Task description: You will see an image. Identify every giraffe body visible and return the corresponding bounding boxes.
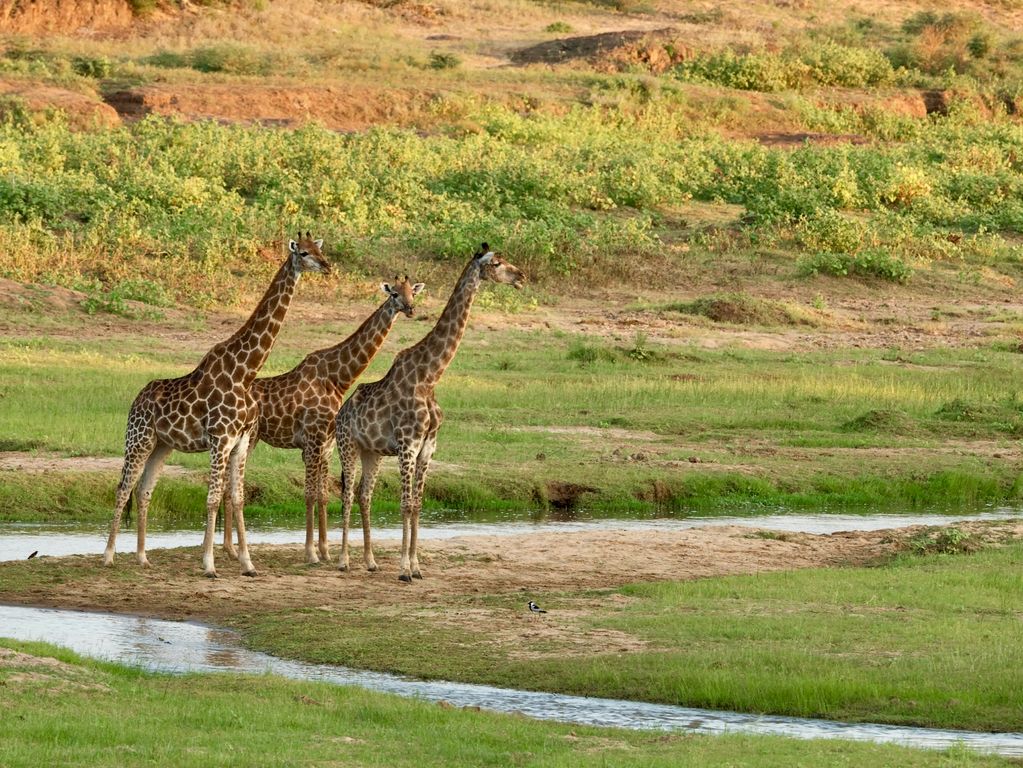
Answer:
[222,278,423,564]
[336,245,525,580]
[103,235,330,577]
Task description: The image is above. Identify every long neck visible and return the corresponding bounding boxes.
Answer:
[406,259,481,387]
[313,299,399,390]
[218,258,299,387]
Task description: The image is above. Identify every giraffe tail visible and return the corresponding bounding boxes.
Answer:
[123,491,134,527]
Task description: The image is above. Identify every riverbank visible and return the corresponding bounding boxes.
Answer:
[2,522,1021,732]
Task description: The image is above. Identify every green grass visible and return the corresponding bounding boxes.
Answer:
[2,328,1023,524]
[228,542,1023,732]
[1,641,1010,768]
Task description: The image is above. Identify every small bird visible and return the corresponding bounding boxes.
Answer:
[27,551,37,560]
[527,601,547,614]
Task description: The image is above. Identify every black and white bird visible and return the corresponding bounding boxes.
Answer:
[527,601,547,614]
[26,551,38,560]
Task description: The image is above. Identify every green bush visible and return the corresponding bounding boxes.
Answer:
[797,250,912,283]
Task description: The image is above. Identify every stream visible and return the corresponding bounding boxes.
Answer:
[1,604,1022,756]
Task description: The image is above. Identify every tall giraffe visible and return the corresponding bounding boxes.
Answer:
[222,276,425,565]
[103,233,331,578]
[335,244,525,581]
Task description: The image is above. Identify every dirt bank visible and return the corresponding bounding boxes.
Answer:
[3,522,1018,622]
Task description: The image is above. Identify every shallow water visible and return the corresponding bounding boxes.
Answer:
[1,604,1021,756]
[1,510,1019,563]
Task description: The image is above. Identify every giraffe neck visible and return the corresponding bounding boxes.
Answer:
[214,257,299,388]
[405,259,481,388]
[312,299,400,390]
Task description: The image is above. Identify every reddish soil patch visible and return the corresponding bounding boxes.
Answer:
[4,523,1019,623]
[0,80,120,129]
[103,84,440,131]
[0,0,132,34]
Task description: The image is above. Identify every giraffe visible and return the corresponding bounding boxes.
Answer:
[335,243,525,581]
[221,276,425,565]
[102,233,331,578]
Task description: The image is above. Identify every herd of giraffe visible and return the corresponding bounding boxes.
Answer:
[103,235,525,582]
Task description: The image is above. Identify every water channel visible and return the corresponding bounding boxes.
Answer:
[1,604,1021,756]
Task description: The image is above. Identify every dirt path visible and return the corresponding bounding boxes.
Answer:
[4,522,1018,623]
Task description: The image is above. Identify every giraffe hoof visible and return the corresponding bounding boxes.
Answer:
[203,571,219,579]
[242,570,257,578]
[338,564,349,572]
[398,573,412,583]
[366,564,378,573]
[412,570,423,580]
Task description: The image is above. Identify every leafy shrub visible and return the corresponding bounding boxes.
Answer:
[545,22,572,33]
[797,250,912,283]
[71,56,112,79]
[793,210,865,254]
[429,52,461,70]
[908,526,975,555]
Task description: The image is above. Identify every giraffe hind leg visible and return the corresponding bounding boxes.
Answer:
[134,443,172,567]
[104,429,155,566]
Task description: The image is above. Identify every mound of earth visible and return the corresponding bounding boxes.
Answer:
[0,0,133,34]
[0,80,120,129]
[103,84,439,131]
[511,28,684,72]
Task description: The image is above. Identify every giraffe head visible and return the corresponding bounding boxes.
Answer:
[381,275,425,317]
[475,242,525,289]
[288,231,332,275]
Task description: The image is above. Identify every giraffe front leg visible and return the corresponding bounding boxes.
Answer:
[201,442,231,578]
[397,447,419,583]
[409,437,436,580]
[337,437,358,573]
[316,445,333,563]
[222,496,237,560]
[302,446,320,565]
[229,433,257,576]
[358,452,382,572]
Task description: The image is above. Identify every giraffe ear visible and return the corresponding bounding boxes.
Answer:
[314,239,324,249]
[288,239,298,253]
[411,282,425,296]
[380,282,395,296]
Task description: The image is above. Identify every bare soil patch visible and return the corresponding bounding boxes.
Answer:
[5,523,1019,625]
[0,451,192,477]
[0,80,120,129]
[103,84,440,132]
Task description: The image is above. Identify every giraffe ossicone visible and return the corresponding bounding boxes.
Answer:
[103,232,331,578]
[336,242,525,581]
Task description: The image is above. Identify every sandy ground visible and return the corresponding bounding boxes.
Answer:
[3,522,1020,624]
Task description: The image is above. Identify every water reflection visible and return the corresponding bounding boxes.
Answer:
[1,604,1022,757]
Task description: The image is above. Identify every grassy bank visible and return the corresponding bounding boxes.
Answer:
[230,540,1023,733]
[2,323,1023,525]
[1,640,1010,768]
